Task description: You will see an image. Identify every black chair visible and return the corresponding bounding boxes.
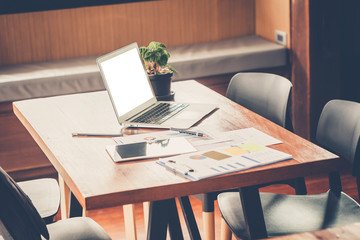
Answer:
[0,167,111,240]
[217,99,360,239]
[189,73,307,239]
[225,73,307,193]
[226,72,293,130]
[17,178,60,224]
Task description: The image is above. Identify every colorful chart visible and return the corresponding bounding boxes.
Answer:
[238,142,266,152]
[222,146,248,155]
[190,155,207,160]
[202,151,231,160]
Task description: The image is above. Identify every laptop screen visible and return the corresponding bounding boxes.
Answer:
[99,47,154,117]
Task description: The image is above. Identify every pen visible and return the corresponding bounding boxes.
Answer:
[170,128,204,137]
[72,133,123,138]
[165,160,194,175]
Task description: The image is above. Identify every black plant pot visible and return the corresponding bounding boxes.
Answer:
[148,72,174,101]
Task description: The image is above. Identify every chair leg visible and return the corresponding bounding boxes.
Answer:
[143,201,150,234]
[203,211,215,240]
[220,218,232,240]
[202,194,215,240]
[123,204,137,240]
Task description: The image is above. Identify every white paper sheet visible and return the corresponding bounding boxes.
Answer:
[157,142,292,181]
[220,127,282,146]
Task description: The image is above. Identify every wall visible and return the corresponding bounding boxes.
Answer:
[255,0,290,48]
[0,0,292,65]
[0,0,254,65]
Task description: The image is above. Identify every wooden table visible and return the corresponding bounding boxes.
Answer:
[13,80,340,239]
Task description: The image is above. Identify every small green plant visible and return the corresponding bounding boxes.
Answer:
[139,41,176,75]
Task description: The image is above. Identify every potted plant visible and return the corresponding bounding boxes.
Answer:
[139,41,176,100]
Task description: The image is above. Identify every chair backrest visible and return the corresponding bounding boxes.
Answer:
[0,167,49,240]
[316,100,360,173]
[226,72,292,129]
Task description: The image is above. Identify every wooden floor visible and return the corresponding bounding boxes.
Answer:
[85,75,360,240]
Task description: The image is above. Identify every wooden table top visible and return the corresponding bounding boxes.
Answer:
[13,80,340,210]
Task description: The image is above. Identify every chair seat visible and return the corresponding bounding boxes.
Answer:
[47,217,111,240]
[18,178,60,223]
[218,190,360,239]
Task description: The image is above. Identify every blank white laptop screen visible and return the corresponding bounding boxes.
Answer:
[99,48,153,117]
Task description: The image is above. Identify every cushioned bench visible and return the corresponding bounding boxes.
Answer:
[0,56,103,103]
[169,35,288,80]
[0,35,287,104]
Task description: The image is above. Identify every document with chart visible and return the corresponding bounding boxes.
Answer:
[157,142,292,181]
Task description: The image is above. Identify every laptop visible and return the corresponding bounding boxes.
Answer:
[96,43,217,129]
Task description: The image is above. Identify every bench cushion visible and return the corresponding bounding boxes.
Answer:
[168,35,287,80]
[0,56,102,103]
[0,35,287,103]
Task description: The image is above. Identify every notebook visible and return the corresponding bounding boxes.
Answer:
[96,42,217,129]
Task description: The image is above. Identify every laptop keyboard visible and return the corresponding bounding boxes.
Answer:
[129,103,189,124]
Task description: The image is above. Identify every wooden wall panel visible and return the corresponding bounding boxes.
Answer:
[217,0,254,40]
[0,0,254,65]
[255,0,290,48]
[291,0,310,140]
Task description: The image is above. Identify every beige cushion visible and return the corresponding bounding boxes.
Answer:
[169,35,287,80]
[0,55,103,103]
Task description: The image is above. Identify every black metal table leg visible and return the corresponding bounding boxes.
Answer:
[239,186,267,239]
[147,198,184,240]
[329,171,342,195]
[168,198,184,240]
[179,196,201,240]
[69,191,83,217]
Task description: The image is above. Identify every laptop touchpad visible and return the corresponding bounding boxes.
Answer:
[176,111,200,119]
